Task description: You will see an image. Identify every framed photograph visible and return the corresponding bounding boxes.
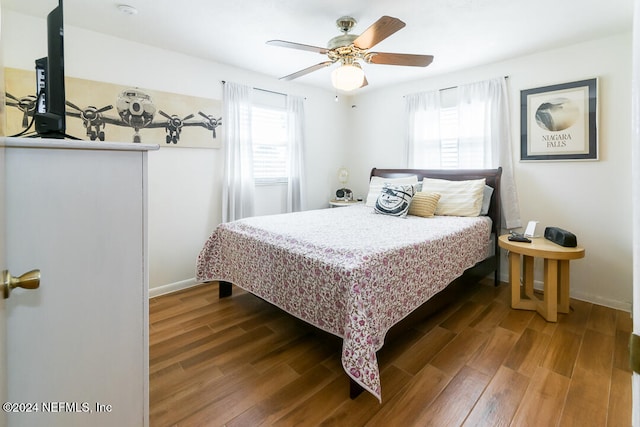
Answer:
[520,78,598,161]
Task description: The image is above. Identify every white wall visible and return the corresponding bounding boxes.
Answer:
[1,11,351,294]
[348,33,633,311]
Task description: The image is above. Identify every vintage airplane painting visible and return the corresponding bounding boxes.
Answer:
[4,68,222,148]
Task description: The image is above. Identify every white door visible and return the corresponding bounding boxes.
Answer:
[0,10,146,427]
[1,142,149,427]
[1,138,7,427]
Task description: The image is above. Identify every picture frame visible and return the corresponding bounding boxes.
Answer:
[520,78,598,161]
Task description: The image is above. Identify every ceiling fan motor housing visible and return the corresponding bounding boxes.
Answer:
[336,16,357,33]
[327,34,358,50]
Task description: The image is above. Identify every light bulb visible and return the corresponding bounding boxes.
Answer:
[331,63,365,91]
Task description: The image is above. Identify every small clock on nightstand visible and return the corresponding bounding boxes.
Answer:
[335,187,353,200]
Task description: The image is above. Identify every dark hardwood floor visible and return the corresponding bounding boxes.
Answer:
[149,279,632,426]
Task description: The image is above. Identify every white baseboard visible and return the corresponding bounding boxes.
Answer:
[149,277,200,298]
[498,272,631,313]
[564,288,631,313]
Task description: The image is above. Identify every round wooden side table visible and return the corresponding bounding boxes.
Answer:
[498,235,585,322]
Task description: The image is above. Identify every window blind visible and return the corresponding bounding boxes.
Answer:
[252,105,288,184]
[413,95,486,169]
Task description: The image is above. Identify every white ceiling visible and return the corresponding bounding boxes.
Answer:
[2,0,635,91]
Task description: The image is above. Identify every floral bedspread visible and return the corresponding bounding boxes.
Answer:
[196,205,491,401]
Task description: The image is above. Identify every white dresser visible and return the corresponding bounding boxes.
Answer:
[2,137,157,427]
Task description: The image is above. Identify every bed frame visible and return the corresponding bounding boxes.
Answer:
[218,167,503,399]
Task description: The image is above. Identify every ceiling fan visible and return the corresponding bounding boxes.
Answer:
[267,15,434,91]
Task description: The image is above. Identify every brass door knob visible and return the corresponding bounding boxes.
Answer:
[2,269,40,299]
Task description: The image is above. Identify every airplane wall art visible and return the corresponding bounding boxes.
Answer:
[4,67,223,148]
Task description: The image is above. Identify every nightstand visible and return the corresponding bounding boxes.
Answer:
[498,234,585,322]
[329,199,363,208]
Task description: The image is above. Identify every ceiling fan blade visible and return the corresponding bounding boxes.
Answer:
[267,40,328,54]
[368,52,434,67]
[353,16,406,50]
[280,61,334,81]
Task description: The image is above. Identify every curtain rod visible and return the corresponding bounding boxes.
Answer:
[402,75,510,98]
[438,75,510,92]
[221,80,292,98]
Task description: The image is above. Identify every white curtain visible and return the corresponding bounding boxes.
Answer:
[286,95,306,212]
[406,76,522,229]
[222,81,255,222]
[458,77,521,229]
[405,91,441,168]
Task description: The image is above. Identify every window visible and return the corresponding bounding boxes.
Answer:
[251,88,289,185]
[411,88,486,169]
[407,77,522,228]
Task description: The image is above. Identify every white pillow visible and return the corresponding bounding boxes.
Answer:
[365,175,418,207]
[421,178,486,217]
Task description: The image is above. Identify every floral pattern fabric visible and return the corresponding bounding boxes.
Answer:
[196,205,491,401]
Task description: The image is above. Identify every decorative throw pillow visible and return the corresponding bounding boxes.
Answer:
[408,192,441,217]
[365,175,418,207]
[374,183,416,217]
[421,178,486,217]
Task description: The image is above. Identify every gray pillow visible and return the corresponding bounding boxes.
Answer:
[481,185,494,216]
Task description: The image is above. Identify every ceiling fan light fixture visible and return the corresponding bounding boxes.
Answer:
[331,63,365,92]
[268,15,432,89]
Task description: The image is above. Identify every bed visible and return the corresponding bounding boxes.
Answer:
[196,167,502,401]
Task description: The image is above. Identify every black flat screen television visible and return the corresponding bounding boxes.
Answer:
[34,0,66,139]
